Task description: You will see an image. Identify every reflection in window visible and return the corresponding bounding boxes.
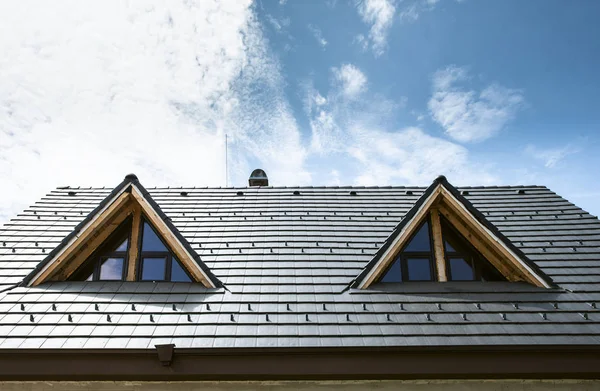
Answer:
[171,257,192,282]
[406,258,433,281]
[379,215,505,284]
[381,219,436,282]
[71,217,194,283]
[381,259,402,282]
[448,258,474,281]
[141,257,167,281]
[137,220,193,282]
[442,218,505,282]
[72,220,131,282]
[115,238,129,252]
[99,257,124,280]
[404,221,431,252]
[141,222,167,252]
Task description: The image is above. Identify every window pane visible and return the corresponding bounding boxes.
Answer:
[404,221,431,252]
[406,258,432,281]
[381,259,402,282]
[444,240,456,253]
[171,257,191,282]
[114,238,129,252]
[449,258,474,281]
[85,272,94,281]
[141,222,168,252]
[99,258,124,280]
[141,257,167,281]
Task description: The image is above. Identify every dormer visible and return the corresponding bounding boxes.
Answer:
[22,174,221,288]
[353,176,554,289]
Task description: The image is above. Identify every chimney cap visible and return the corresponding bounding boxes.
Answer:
[249,169,268,187]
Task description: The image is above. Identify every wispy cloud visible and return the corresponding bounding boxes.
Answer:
[265,14,290,33]
[304,63,497,185]
[428,65,525,143]
[355,0,462,55]
[398,0,445,22]
[525,143,582,168]
[307,24,328,48]
[332,64,368,99]
[356,0,396,56]
[0,1,309,223]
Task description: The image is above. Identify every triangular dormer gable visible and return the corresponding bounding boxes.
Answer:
[353,176,554,289]
[21,174,221,288]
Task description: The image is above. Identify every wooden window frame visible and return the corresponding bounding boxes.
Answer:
[71,216,193,283]
[71,219,132,282]
[359,184,551,288]
[401,254,436,282]
[380,218,437,282]
[135,218,193,283]
[27,183,217,288]
[95,256,127,281]
[442,217,505,282]
[138,254,170,282]
[378,209,507,284]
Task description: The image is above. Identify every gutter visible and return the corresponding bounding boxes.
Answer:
[0,345,599,380]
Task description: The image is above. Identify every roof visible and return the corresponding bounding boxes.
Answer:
[0,181,599,353]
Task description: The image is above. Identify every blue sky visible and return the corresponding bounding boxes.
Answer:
[0,0,599,222]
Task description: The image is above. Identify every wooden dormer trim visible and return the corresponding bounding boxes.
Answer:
[125,204,142,281]
[129,186,215,288]
[436,186,547,287]
[356,181,552,289]
[430,208,447,282]
[27,189,133,286]
[25,176,220,288]
[357,186,442,289]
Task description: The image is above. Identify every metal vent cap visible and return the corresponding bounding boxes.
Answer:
[249,169,268,187]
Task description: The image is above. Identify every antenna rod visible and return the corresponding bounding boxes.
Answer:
[225,134,228,187]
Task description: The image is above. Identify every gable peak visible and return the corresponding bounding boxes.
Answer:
[353,176,554,289]
[22,174,221,288]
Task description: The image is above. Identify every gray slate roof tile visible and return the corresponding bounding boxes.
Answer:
[0,185,599,348]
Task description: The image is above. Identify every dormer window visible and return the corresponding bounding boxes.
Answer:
[138,221,191,282]
[381,220,436,282]
[74,220,132,282]
[442,218,504,282]
[379,216,505,283]
[71,219,192,282]
[356,178,553,289]
[24,175,220,288]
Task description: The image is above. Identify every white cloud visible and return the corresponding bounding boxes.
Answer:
[305,64,368,153]
[329,169,342,186]
[314,93,327,106]
[525,144,581,168]
[428,65,525,143]
[349,127,495,185]
[332,64,368,99]
[304,64,497,185]
[265,14,290,32]
[0,1,309,223]
[356,0,465,53]
[356,0,396,56]
[307,25,328,48]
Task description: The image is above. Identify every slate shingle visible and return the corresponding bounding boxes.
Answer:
[0,185,599,348]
